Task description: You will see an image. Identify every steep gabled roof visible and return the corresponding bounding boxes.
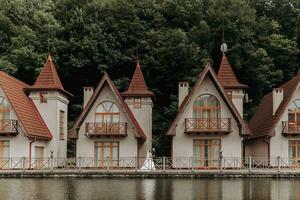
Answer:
[0,72,52,140]
[248,73,300,139]
[166,63,251,136]
[217,53,248,89]
[26,54,72,96]
[122,62,154,97]
[69,72,146,140]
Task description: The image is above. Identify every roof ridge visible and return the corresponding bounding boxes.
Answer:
[70,72,146,140]
[166,63,250,136]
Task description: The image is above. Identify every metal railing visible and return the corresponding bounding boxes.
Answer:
[0,119,18,134]
[0,156,299,172]
[185,118,231,133]
[282,121,300,135]
[85,122,127,137]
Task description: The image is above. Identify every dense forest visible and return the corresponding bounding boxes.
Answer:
[0,0,299,156]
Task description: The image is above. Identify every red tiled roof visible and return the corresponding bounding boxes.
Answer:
[26,54,72,96]
[69,72,146,140]
[122,62,154,97]
[217,53,248,89]
[248,73,300,139]
[0,72,52,140]
[166,63,251,136]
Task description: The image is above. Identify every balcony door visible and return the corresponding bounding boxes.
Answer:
[0,94,10,132]
[95,141,119,167]
[193,139,221,168]
[288,100,300,132]
[193,95,220,130]
[95,101,120,134]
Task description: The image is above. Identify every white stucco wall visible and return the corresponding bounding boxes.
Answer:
[124,97,152,157]
[76,83,141,161]
[231,89,245,117]
[172,76,243,167]
[269,86,300,159]
[30,91,68,158]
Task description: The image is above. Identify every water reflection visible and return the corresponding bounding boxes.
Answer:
[0,178,299,200]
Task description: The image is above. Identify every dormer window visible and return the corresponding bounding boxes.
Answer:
[39,92,47,103]
[133,97,141,108]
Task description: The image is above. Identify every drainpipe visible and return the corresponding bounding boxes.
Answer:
[263,136,270,165]
[28,138,36,169]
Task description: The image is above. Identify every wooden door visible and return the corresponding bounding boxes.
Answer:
[35,146,44,169]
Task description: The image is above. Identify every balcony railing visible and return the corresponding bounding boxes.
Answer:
[282,121,300,135]
[0,119,18,135]
[185,118,231,134]
[85,122,127,137]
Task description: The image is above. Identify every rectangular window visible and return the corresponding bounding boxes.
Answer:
[289,140,300,165]
[39,92,47,103]
[34,146,45,169]
[0,141,9,169]
[95,141,119,167]
[133,97,141,108]
[59,110,65,140]
[193,139,221,168]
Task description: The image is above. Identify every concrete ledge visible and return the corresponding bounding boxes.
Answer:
[1,170,300,178]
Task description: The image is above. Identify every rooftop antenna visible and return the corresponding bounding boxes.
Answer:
[136,42,140,63]
[220,19,227,53]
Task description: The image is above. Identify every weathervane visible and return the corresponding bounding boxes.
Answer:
[220,23,227,53]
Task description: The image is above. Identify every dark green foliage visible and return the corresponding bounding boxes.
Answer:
[0,0,299,156]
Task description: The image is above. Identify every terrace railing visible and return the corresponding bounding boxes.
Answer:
[282,121,300,135]
[0,119,18,135]
[0,156,299,172]
[185,118,231,134]
[85,122,127,137]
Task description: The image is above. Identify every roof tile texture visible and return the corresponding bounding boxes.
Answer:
[122,63,154,97]
[248,73,300,138]
[0,72,52,139]
[217,53,248,89]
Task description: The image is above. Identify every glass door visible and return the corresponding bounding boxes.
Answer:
[193,139,221,168]
[0,141,9,169]
[95,141,119,167]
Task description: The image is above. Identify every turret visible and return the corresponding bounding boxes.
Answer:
[217,44,248,118]
[26,54,71,158]
[122,62,154,156]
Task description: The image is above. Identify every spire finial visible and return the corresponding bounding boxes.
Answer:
[136,41,139,63]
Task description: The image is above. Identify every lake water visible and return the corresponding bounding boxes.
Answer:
[0,178,299,200]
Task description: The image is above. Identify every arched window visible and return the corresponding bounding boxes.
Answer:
[288,99,300,130]
[193,94,220,119]
[95,101,120,123]
[0,94,10,120]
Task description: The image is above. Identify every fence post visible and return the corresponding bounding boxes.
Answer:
[50,151,54,172]
[220,156,223,172]
[106,156,109,172]
[78,156,81,172]
[191,157,194,172]
[248,156,252,172]
[163,156,166,171]
[135,156,138,172]
[277,156,281,172]
[22,157,26,172]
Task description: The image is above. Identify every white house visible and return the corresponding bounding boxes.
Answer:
[166,52,250,168]
[245,70,300,165]
[69,62,154,167]
[0,54,70,168]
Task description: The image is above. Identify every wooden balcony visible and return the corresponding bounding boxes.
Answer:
[0,119,18,136]
[85,122,127,138]
[185,118,232,134]
[282,121,300,136]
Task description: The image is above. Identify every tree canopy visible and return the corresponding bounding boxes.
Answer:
[0,0,299,156]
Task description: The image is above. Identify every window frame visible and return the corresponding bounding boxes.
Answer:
[133,97,142,109]
[39,92,47,103]
[59,110,65,140]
